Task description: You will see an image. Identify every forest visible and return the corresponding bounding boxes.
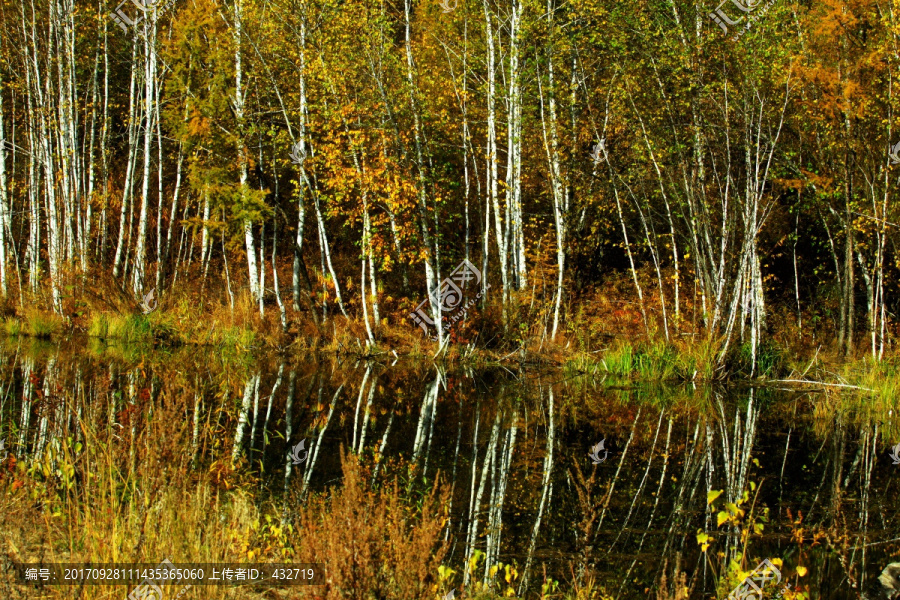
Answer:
[1,0,898,370]
[3,2,900,599]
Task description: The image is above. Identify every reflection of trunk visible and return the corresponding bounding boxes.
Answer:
[714,391,760,563]
[371,412,394,485]
[231,374,259,462]
[716,392,758,506]
[778,416,793,506]
[34,361,54,461]
[519,388,555,595]
[853,424,878,587]
[616,415,673,599]
[484,412,517,583]
[127,369,138,477]
[657,420,702,589]
[191,390,201,468]
[412,371,442,464]
[248,374,261,453]
[282,370,296,524]
[353,366,372,452]
[301,382,343,500]
[830,412,847,516]
[609,410,665,554]
[464,410,501,586]
[422,375,441,478]
[596,406,642,536]
[357,372,376,454]
[444,393,464,542]
[18,358,34,457]
[464,401,482,563]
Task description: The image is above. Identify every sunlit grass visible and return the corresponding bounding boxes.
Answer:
[1,317,21,337]
[23,309,63,338]
[566,339,720,382]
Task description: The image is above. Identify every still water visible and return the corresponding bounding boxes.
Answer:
[1,338,898,599]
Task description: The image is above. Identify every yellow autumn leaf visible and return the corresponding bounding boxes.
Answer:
[707,490,723,505]
[797,566,808,577]
[696,532,711,552]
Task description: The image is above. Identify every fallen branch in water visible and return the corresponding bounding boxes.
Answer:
[770,379,874,392]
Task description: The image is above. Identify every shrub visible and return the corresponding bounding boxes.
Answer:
[293,451,449,600]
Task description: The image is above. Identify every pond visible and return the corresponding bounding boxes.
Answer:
[1,338,898,599]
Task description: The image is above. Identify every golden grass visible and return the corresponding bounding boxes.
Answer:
[0,383,453,599]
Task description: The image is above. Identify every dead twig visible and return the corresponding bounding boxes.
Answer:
[770,379,874,392]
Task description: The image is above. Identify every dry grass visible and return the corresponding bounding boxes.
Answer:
[292,451,449,600]
[0,377,452,600]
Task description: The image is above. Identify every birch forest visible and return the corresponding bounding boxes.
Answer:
[2,0,900,365]
[6,1,900,597]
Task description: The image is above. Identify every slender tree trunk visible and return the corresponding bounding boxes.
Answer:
[538,29,567,341]
[505,0,525,290]
[114,41,139,280]
[0,27,9,296]
[133,14,157,294]
[483,0,507,308]
[403,0,443,346]
[232,0,260,303]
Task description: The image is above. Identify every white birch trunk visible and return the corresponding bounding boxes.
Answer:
[133,13,156,293]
